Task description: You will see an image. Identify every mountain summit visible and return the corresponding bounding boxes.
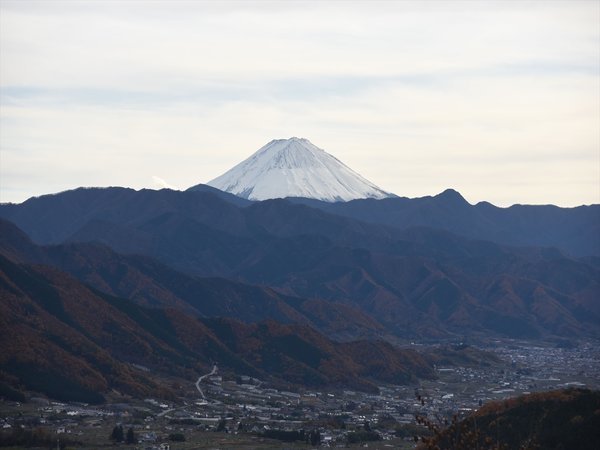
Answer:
[198,137,393,202]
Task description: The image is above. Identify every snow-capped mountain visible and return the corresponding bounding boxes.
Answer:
[199,137,393,202]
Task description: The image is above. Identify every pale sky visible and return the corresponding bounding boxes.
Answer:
[1,0,599,206]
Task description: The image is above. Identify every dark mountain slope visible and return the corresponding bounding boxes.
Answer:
[1,188,598,340]
[0,187,252,245]
[201,318,433,391]
[6,213,596,340]
[0,255,435,401]
[289,189,600,257]
[233,233,599,338]
[0,219,386,341]
[2,186,598,257]
[0,254,182,402]
[421,388,600,450]
[185,183,253,207]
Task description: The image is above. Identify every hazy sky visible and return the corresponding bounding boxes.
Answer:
[1,0,599,206]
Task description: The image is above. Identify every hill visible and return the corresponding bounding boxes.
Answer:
[419,388,600,450]
[0,254,434,402]
[0,219,387,341]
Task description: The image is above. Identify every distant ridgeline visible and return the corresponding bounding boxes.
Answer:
[0,186,598,341]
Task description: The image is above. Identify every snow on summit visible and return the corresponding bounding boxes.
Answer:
[201,138,393,202]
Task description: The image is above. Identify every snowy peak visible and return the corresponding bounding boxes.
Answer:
[257,138,330,170]
[199,138,393,202]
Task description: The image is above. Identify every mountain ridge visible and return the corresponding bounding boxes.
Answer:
[1,187,598,340]
[0,218,388,342]
[0,253,435,401]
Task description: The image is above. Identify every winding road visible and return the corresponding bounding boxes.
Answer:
[195,364,218,400]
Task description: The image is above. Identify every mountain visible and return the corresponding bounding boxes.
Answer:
[0,253,185,403]
[0,254,435,401]
[289,189,600,257]
[1,187,598,340]
[0,219,387,341]
[2,186,596,259]
[198,137,393,202]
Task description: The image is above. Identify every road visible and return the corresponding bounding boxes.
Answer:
[195,364,218,400]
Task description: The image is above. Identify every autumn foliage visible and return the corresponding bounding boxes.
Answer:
[416,388,600,450]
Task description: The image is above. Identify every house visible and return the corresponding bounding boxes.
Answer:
[140,431,157,442]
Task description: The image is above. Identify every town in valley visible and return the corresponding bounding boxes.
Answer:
[2,339,598,449]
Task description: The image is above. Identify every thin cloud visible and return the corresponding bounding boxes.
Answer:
[152,176,179,191]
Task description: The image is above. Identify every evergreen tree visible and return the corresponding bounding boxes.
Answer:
[110,425,124,442]
[126,427,136,444]
[216,418,227,432]
[309,429,321,446]
[168,433,186,442]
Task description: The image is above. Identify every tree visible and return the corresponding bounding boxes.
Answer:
[110,425,124,442]
[125,427,137,444]
[216,419,227,432]
[309,429,321,446]
[346,430,380,444]
[168,433,185,442]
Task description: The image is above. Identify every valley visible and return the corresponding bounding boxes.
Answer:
[1,339,598,448]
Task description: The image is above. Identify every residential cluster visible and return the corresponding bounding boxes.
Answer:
[1,340,598,448]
